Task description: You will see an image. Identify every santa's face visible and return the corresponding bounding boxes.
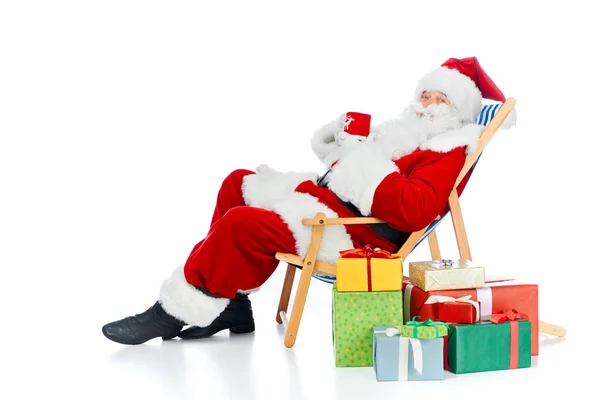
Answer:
[401,94,462,137]
[414,90,454,120]
[370,92,463,160]
[420,90,451,108]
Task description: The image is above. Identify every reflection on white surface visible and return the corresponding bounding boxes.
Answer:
[1,263,578,400]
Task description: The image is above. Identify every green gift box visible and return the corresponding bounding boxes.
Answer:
[332,283,403,367]
[445,310,532,374]
[401,316,448,339]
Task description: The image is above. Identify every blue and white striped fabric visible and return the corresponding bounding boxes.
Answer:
[311,271,337,284]
[303,104,501,285]
[478,103,502,126]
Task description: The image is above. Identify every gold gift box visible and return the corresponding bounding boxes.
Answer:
[336,257,403,292]
[409,259,485,291]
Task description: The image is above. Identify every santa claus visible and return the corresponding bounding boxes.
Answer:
[102,56,507,345]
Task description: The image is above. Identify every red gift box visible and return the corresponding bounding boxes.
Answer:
[439,301,480,324]
[423,294,481,324]
[403,279,539,356]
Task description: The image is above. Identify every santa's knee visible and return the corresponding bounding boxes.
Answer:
[220,206,262,227]
[223,168,254,188]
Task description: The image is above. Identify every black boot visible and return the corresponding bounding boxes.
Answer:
[102,301,185,345]
[178,293,255,339]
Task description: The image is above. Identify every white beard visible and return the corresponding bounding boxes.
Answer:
[369,101,464,160]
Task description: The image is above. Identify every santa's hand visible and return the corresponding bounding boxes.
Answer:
[317,114,347,144]
[331,113,347,130]
[338,137,364,158]
[322,131,365,167]
[311,113,347,165]
[334,130,364,147]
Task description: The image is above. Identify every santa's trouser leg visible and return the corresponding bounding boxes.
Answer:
[102,169,258,345]
[209,169,254,224]
[164,205,298,339]
[102,201,298,344]
[186,168,255,256]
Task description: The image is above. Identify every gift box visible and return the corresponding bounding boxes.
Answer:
[409,258,485,291]
[401,316,448,339]
[428,294,481,324]
[332,283,403,367]
[445,309,532,374]
[403,279,539,355]
[336,245,403,292]
[373,326,444,381]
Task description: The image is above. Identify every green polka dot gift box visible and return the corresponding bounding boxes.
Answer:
[332,283,403,367]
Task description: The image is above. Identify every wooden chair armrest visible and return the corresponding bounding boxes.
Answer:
[302,214,441,227]
[302,216,386,226]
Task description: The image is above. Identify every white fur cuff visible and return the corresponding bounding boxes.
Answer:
[159,265,230,327]
[311,114,346,164]
[326,144,399,216]
[241,167,319,209]
[265,192,354,265]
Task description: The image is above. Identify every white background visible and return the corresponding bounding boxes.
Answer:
[1,1,597,399]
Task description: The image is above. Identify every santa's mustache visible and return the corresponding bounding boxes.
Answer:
[405,101,453,120]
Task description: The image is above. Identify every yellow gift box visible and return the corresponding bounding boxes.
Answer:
[409,258,485,291]
[335,246,403,292]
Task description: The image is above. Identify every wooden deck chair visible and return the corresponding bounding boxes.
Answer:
[274,98,567,348]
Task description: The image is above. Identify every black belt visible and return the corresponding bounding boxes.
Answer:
[317,171,410,248]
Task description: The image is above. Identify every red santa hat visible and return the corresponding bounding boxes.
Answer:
[414,57,506,123]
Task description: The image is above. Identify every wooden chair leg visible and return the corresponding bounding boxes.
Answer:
[428,230,442,260]
[282,214,325,348]
[448,190,472,261]
[276,264,296,324]
[539,320,567,337]
[397,225,429,261]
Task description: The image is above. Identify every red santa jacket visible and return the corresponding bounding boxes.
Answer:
[241,123,482,265]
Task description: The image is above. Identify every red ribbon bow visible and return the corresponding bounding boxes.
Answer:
[490,308,529,324]
[339,245,399,291]
[339,245,399,260]
[490,308,529,369]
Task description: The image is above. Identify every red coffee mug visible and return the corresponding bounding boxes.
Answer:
[344,112,371,138]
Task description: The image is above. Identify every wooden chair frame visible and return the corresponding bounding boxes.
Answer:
[274,98,567,348]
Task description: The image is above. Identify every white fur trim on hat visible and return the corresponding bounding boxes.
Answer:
[415,67,482,123]
[159,265,230,327]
